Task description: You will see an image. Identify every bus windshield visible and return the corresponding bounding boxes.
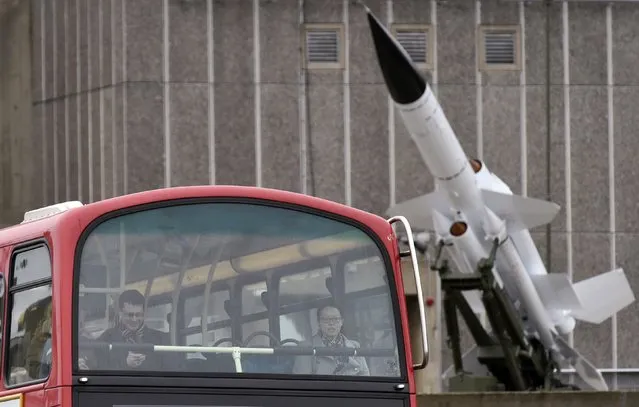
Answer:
[75,201,403,379]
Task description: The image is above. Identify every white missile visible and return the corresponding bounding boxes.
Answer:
[365,8,635,391]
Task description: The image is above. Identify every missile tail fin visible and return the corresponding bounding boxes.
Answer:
[385,190,450,231]
[385,189,560,233]
[570,267,635,324]
[530,273,583,311]
[530,268,634,325]
[552,332,609,391]
[480,189,561,232]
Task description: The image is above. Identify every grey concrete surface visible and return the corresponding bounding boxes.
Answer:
[0,0,33,224]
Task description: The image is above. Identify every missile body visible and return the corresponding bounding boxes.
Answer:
[367,12,486,225]
[366,6,635,391]
[366,9,558,351]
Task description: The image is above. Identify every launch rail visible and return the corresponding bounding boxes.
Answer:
[428,238,578,392]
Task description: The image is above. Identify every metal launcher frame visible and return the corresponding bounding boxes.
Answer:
[426,238,576,392]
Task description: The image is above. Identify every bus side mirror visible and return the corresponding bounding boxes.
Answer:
[0,273,5,298]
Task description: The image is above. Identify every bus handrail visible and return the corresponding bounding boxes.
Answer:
[79,342,398,357]
[78,342,398,374]
[387,216,429,371]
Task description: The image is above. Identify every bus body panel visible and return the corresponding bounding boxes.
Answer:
[44,386,62,407]
[0,186,418,406]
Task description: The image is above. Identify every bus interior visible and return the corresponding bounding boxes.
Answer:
[75,200,404,379]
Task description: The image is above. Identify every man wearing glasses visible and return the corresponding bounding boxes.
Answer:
[293,304,370,376]
[97,289,173,370]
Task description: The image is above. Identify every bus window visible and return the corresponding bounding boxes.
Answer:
[75,202,402,379]
[6,244,53,386]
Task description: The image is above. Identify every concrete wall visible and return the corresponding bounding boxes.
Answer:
[0,0,33,225]
[12,0,639,391]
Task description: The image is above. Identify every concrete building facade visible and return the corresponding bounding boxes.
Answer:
[2,0,639,390]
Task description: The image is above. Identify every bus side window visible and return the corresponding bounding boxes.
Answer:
[0,272,5,378]
[5,244,53,387]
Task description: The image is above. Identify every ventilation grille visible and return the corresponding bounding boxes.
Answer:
[484,31,516,65]
[395,30,428,64]
[306,29,340,64]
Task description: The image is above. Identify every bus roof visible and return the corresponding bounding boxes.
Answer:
[0,186,393,248]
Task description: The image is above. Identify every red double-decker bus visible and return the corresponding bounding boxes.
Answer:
[0,186,429,407]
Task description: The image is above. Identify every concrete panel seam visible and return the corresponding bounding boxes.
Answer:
[343,0,351,206]
[475,0,483,161]
[254,0,262,188]
[123,0,128,195]
[65,0,70,201]
[164,0,171,188]
[112,0,117,197]
[100,0,106,200]
[562,0,574,351]
[76,0,82,201]
[53,0,59,203]
[606,2,618,389]
[387,0,395,207]
[87,0,94,203]
[207,0,215,185]
[41,0,47,205]
[520,1,527,197]
[298,0,307,195]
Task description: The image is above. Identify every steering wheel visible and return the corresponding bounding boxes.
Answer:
[279,338,301,346]
[212,337,242,347]
[243,331,280,347]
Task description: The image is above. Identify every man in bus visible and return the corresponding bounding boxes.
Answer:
[97,289,179,370]
[292,304,370,376]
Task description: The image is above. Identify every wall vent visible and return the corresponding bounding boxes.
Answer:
[391,24,432,69]
[479,26,521,71]
[304,24,344,69]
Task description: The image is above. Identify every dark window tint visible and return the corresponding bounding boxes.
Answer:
[5,245,53,386]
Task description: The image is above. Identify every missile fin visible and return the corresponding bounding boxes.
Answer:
[552,332,609,391]
[529,273,583,312]
[570,267,635,324]
[480,189,561,232]
[385,190,450,231]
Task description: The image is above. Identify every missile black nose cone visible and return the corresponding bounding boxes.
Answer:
[366,11,426,105]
